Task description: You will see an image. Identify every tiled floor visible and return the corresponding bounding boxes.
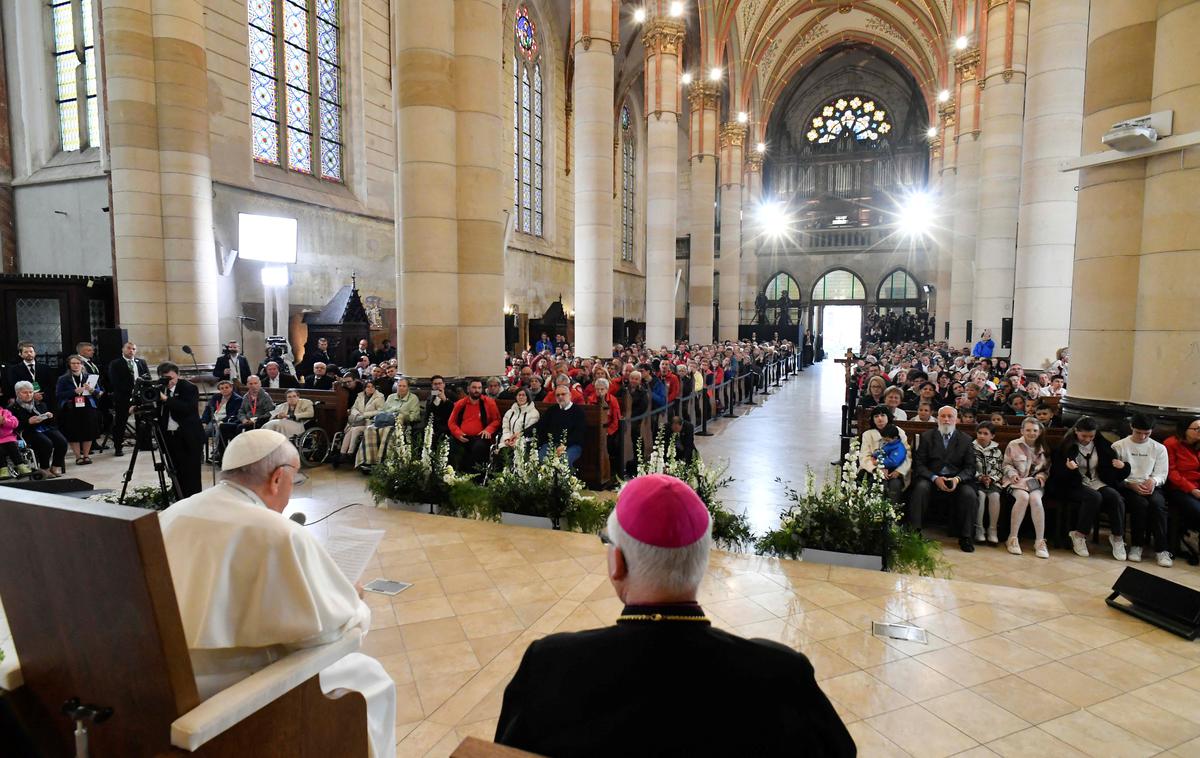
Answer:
[12,361,1200,757]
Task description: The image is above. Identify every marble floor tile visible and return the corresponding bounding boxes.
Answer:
[821,670,912,719]
[866,657,963,702]
[1038,710,1159,758]
[923,689,1029,743]
[866,704,978,758]
[1018,662,1121,708]
[969,674,1077,725]
[1087,692,1200,749]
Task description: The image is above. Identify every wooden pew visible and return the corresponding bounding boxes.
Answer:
[0,490,369,756]
[264,386,350,439]
[895,420,1068,451]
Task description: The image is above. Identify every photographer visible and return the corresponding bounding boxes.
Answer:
[157,362,205,498]
[258,338,297,377]
[213,341,252,385]
[106,341,150,457]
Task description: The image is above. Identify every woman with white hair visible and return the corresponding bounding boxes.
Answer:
[262,389,315,437]
[9,381,69,477]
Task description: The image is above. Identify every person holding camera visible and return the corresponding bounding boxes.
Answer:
[157,362,205,498]
[213,341,252,385]
[106,341,150,457]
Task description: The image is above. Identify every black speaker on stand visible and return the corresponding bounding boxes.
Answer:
[96,327,129,363]
[1001,317,1013,350]
[1107,567,1200,639]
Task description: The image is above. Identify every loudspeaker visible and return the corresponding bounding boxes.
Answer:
[1107,567,1200,639]
[944,321,950,340]
[965,319,973,344]
[1001,318,1013,349]
[96,327,129,364]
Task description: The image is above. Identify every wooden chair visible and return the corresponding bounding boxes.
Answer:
[0,489,369,757]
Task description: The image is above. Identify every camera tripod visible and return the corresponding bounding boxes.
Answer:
[117,411,182,507]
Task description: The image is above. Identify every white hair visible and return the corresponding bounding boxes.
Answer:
[13,381,33,393]
[606,507,712,597]
[221,440,299,487]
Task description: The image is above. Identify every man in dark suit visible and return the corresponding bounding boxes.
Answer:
[297,336,332,379]
[157,362,206,498]
[910,405,978,552]
[350,338,373,366]
[670,415,697,463]
[6,341,56,409]
[212,341,253,385]
[106,341,151,456]
[259,361,300,389]
[305,361,336,390]
[495,475,855,757]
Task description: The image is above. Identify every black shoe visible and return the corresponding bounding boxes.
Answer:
[959,538,975,553]
[113,447,124,457]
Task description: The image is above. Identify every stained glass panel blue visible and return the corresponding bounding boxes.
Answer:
[320,99,339,140]
[522,161,531,191]
[522,183,530,211]
[285,45,309,92]
[521,109,529,137]
[287,127,312,173]
[253,114,279,163]
[249,26,275,75]
[251,70,277,117]
[515,7,537,60]
[522,209,531,231]
[316,0,337,24]
[283,1,308,47]
[320,140,341,180]
[317,19,338,63]
[522,134,530,160]
[533,140,541,165]
[249,0,274,29]
[287,85,309,129]
[318,60,339,104]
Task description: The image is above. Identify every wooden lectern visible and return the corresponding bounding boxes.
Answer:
[0,489,368,757]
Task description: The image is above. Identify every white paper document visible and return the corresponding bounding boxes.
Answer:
[85,374,100,389]
[320,525,385,584]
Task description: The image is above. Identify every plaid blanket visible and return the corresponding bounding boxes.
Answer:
[356,424,394,467]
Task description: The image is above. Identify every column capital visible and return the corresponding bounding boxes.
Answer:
[642,18,685,56]
[954,48,981,82]
[719,122,746,148]
[744,154,763,173]
[929,136,943,160]
[687,82,721,111]
[938,100,957,130]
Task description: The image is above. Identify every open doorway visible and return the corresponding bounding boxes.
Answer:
[821,305,862,358]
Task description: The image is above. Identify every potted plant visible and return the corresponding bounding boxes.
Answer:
[624,428,754,550]
[485,435,588,529]
[366,424,463,513]
[755,439,948,576]
[90,486,174,511]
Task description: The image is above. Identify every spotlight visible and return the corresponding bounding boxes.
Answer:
[709,67,722,82]
[681,72,693,85]
[955,36,968,51]
[756,142,766,153]
[757,201,793,238]
[669,1,684,17]
[633,8,646,23]
[896,192,935,239]
[926,127,938,138]
[737,111,748,124]
[937,89,950,103]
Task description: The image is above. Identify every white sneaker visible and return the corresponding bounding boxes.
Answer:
[1157,551,1173,568]
[987,527,999,544]
[1035,539,1050,559]
[1007,537,1022,556]
[1109,535,1127,561]
[1128,546,1143,563]
[975,525,986,543]
[1068,531,1089,557]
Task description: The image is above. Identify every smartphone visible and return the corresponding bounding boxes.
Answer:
[363,579,412,596]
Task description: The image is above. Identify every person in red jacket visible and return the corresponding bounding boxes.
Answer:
[542,375,584,405]
[449,379,501,479]
[1165,416,1200,560]
[662,362,681,407]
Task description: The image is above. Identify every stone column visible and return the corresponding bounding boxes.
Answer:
[742,152,763,319]
[642,16,684,350]
[455,0,504,375]
[718,122,744,341]
[103,0,218,364]
[1066,1,1156,406]
[972,0,1030,349]
[394,0,458,376]
[687,82,719,343]
[1011,0,1088,368]
[1130,0,1200,409]
[949,47,981,345]
[571,0,617,358]
[0,12,14,273]
[932,99,957,336]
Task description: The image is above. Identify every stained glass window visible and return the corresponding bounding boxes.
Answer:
[812,270,866,301]
[51,0,98,152]
[620,104,631,132]
[512,9,543,237]
[621,125,635,262]
[248,0,342,181]
[878,270,919,300]
[805,95,891,145]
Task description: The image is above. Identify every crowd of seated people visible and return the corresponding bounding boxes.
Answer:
[847,340,1200,568]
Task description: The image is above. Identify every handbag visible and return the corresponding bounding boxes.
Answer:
[373,412,396,429]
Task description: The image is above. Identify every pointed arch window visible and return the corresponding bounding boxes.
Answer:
[512,6,543,237]
[51,0,97,152]
[806,95,891,145]
[621,104,635,262]
[248,0,342,181]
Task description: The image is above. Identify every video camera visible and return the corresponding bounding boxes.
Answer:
[133,375,170,414]
[265,335,289,361]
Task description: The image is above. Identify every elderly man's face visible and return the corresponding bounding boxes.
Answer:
[314,363,326,375]
[937,407,958,427]
[395,380,409,397]
[266,363,280,378]
[246,376,262,392]
[219,383,233,397]
[487,380,501,394]
[555,387,570,407]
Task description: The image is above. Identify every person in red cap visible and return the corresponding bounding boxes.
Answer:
[494,474,855,757]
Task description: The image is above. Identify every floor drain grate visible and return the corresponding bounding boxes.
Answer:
[871,621,928,644]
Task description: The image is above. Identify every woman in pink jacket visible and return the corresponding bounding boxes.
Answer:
[0,406,31,479]
[1004,417,1050,559]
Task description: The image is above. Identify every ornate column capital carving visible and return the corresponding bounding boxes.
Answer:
[939,100,957,130]
[744,154,763,173]
[642,19,685,56]
[929,136,943,159]
[954,48,981,82]
[687,82,721,111]
[719,122,747,148]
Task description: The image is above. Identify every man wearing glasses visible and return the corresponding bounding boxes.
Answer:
[159,429,395,758]
[495,474,854,756]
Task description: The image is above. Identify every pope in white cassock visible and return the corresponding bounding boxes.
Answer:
[158,429,396,758]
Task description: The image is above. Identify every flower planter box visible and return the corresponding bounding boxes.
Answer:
[500,511,559,530]
[386,500,439,515]
[801,547,884,571]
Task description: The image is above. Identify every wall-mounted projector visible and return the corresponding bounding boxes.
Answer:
[1102,111,1173,152]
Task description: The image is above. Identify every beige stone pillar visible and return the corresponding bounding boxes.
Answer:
[972,0,1029,344]
[1130,0,1200,409]
[394,0,458,376]
[949,48,981,345]
[572,0,617,358]
[455,0,504,375]
[687,82,719,343]
[1066,1,1156,404]
[103,0,219,364]
[718,122,744,342]
[1011,0,1088,368]
[932,99,957,336]
[642,17,684,350]
[742,152,763,318]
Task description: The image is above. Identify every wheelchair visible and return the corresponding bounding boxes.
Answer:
[2,436,42,480]
[291,402,330,468]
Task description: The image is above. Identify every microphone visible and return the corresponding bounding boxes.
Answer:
[289,512,307,525]
[238,315,258,322]
[180,345,200,373]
